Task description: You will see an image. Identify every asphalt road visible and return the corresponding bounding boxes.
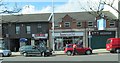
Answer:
[0,53,120,63]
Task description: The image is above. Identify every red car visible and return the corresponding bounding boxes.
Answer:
[106,38,120,53]
[64,44,92,56]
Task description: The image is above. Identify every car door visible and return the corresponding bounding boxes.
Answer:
[76,45,85,54]
[25,46,33,55]
[31,46,41,55]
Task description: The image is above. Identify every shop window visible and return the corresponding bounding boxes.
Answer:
[64,22,70,28]
[26,24,31,34]
[77,22,82,27]
[109,21,115,27]
[88,21,93,27]
[15,25,20,34]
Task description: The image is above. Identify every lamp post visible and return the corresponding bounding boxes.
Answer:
[88,31,91,48]
[52,0,55,52]
[0,15,3,41]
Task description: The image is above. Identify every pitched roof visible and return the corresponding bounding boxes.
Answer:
[2,13,51,23]
[1,11,117,23]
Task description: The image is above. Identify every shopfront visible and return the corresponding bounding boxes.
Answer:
[32,33,48,46]
[90,31,115,49]
[54,32,84,51]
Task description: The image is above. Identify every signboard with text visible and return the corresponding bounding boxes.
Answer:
[54,32,83,37]
[32,34,48,39]
[97,18,106,30]
[91,31,115,36]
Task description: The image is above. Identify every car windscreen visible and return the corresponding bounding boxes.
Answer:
[20,46,33,49]
[106,40,111,44]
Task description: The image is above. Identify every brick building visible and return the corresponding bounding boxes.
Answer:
[0,11,117,51]
[49,11,117,50]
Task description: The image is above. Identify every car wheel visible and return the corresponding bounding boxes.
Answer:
[23,53,27,57]
[115,49,120,53]
[7,53,11,57]
[0,53,3,57]
[85,50,92,55]
[110,51,114,53]
[50,52,52,55]
[66,51,72,56]
[42,52,46,57]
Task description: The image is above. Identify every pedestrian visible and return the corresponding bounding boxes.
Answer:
[72,43,77,56]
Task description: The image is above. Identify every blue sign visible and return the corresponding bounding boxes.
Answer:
[97,18,106,30]
[19,38,28,42]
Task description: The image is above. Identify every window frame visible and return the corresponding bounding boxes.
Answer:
[109,21,115,27]
[37,24,42,33]
[77,22,82,27]
[26,24,31,34]
[54,23,59,28]
[64,22,70,28]
[15,25,20,34]
[88,21,93,27]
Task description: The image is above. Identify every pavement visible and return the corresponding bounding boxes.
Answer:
[10,49,109,56]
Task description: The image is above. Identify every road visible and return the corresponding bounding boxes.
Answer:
[0,53,120,63]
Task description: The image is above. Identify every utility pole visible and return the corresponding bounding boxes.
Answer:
[0,15,3,51]
[52,0,55,52]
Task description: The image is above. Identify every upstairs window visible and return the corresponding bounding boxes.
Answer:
[77,22,82,27]
[37,24,42,33]
[54,23,59,28]
[26,24,31,34]
[64,22,70,27]
[15,25,20,34]
[54,25,59,28]
[109,21,115,27]
[88,21,93,27]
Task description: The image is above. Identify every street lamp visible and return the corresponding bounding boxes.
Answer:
[52,0,55,52]
[88,31,91,48]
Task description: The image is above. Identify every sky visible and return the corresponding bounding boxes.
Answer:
[0,0,118,17]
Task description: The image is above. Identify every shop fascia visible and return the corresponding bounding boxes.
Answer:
[32,34,48,39]
[54,32,84,37]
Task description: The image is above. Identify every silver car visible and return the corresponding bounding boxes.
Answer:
[0,49,12,57]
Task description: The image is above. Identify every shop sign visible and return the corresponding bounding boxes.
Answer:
[91,31,115,36]
[54,32,83,37]
[32,34,48,39]
[60,33,75,36]
[97,18,106,30]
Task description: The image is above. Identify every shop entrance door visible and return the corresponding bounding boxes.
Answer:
[63,37,73,47]
[10,39,20,52]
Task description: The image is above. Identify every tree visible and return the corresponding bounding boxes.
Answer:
[0,0,22,45]
[80,0,120,37]
[0,0,21,14]
[102,0,120,37]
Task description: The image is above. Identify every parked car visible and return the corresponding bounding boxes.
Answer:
[0,48,12,57]
[106,38,120,53]
[64,44,92,56]
[19,45,53,57]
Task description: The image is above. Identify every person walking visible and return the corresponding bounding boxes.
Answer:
[72,43,77,56]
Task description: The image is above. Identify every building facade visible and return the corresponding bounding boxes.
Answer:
[49,12,117,50]
[0,11,118,51]
[1,14,50,52]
